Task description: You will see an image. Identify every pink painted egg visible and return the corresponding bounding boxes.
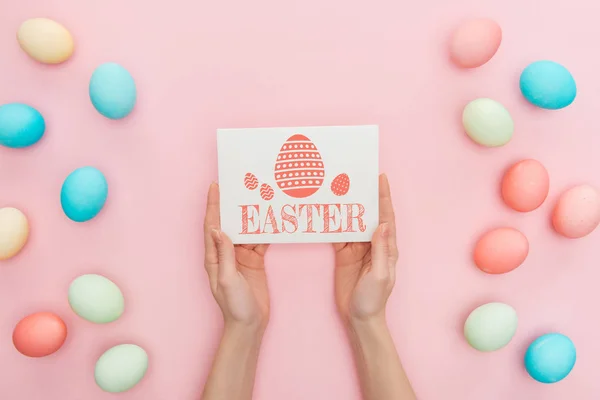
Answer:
[331,173,350,196]
[450,18,502,68]
[473,227,529,274]
[274,134,325,199]
[501,159,549,212]
[553,185,600,238]
[260,183,274,201]
[244,172,258,190]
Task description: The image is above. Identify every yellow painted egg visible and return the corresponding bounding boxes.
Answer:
[0,207,29,260]
[17,18,74,64]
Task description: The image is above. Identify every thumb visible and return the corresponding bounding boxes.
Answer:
[370,223,390,279]
[211,229,237,284]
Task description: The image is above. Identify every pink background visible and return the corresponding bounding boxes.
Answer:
[1,0,599,398]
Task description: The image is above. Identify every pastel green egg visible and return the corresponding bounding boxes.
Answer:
[464,302,518,352]
[95,344,148,393]
[68,274,124,324]
[463,98,514,147]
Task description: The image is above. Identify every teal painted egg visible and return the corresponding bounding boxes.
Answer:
[0,103,45,148]
[68,274,124,323]
[89,63,136,119]
[95,344,148,393]
[525,333,576,383]
[464,302,518,352]
[520,61,576,109]
[61,167,108,222]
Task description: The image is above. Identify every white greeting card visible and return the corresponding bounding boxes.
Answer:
[217,125,379,244]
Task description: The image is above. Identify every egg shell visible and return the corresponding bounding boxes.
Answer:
[274,134,325,198]
[525,333,576,383]
[69,274,125,324]
[463,98,514,147]
[552,185,600,238]
[0,103,45,148]
[450,18,502,68]
[13,312,67,357]
[520,61,576,109]
[464,302,518,352]
[61,166,108,222]
[501,159,549,212]
[244,173,258,190]
[95,344,149,393]
[473,227,528,274]
[331,173,350,196]
[0,207,29,261]
[260,183,274,201]
[89,63,137,119]
[17,18,74,64]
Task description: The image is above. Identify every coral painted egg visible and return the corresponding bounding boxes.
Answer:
[244,173,258,190]
[552,185,600,238]
[69,274,125,324]
[520,61,576,109]
[450,18,502,68]
[95,344,149,393]
[61,166,108,222]
[501,159,549,212]
[331,173,350,196]
[463,98,514,147]
[13,312,67,357]
[274,134,325,198]
[464,302,518,352]
[260,183,274,201]
[474,227,528,274]
[0,207,29,260]
[0,103,45,148]
[17,18,74,64]
[89,63,137,119]
[525,333,576,384]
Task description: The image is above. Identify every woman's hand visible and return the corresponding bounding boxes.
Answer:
[333,174,398,324]
[203,183,270,332]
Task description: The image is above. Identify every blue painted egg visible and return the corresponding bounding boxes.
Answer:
[525,333,576,383]
[61,167,108,222]
[520,61,576,109]
[89,63,136,119]
[0,103,45,148]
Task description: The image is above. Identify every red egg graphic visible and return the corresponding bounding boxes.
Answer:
[274,134,325,198]
[260,183,275,201]
[244,172,259,190]
[331,173,350,196]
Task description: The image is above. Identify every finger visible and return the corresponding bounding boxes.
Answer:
[204,183,220,268]
[212,229,238,285]
[378,174,398,258]
[370,223,390,279]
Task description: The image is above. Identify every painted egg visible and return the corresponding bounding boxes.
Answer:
[474,227,528,274]
[244,172,258,190]
[95,344,149,393]
[0,207,29,260]
[525,333,576,383]
[68,274,124,324]
[331,173,350,196]
[552,185,600,238]
[274,134,325,198]
[501,159,549,212]
[260,183,274,201]
[464,302,518,352]
[13,312,67,357]
[463,98,514,147]
[449,18,502,68]
[0,103,45,148]
[17,18,74,64]
[89,63,137,119]
[520,61,576,109]
[61,166,108,222]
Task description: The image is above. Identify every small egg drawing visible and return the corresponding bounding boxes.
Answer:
[525,333,576,384]
[260,183,274,201]
[552,185,600,238]
[520,61,576,110]
[473,227,528,274]
[501,159,549,212]
[68,274,125,324]
[274,134,325,198]
[244,173,259,190]
[0,103,45,148]
[13,312,67,357]
[61,166,108,222]
[464,302,518,352]
[95,344,149,393]
[0,207,29,261]
[449,18,502,68]
[463,98,514,147]
[331,173,350,196]
[17,18,74,64]
[89,63,137,119]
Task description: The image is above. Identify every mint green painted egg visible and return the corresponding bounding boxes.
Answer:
[464,302,518,352]
[68,274,124,324]
[463,98,514,147]
[95,344,148,393]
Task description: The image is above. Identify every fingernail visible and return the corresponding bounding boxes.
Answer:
[380,223,388,238]
[211,229,222,243]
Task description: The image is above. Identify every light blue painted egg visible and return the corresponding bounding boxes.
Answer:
[0,103,45,148]
[520,61,576,109]
[89,63,136,119]
[61,167,108,222]
[525,333,576,383]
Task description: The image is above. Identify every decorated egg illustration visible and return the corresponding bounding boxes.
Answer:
[244,173,258,190]
[331,173,350,196]
[274,134,325,198]
[260,183,274,201]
